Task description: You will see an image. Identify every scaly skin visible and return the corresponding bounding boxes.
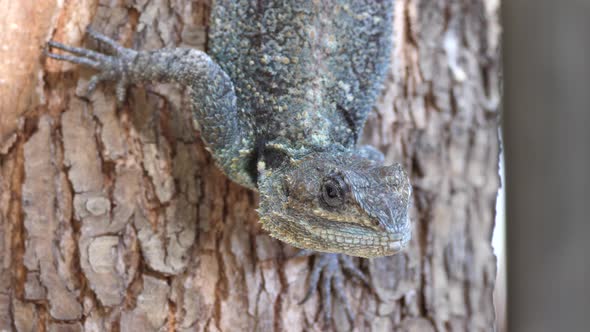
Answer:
[46,0,411,322]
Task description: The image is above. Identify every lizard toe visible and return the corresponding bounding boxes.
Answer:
[298,254,329,305]
[339,254,369,286]
[332,269,354,322]
[320,265,334,322]
[86,28,127,55]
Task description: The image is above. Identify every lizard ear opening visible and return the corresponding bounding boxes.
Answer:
[261,145,291,170]
[249,143,294,187]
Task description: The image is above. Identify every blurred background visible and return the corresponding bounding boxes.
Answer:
[503,1,590,331]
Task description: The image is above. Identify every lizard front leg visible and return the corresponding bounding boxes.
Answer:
[296,251,369,323]
[47,29,255,188]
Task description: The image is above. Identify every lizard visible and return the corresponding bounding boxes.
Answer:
[46,0,412,322]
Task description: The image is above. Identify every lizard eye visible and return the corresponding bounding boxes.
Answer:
[321,174,347,207]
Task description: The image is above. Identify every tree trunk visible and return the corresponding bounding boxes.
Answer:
[0,0,501,331]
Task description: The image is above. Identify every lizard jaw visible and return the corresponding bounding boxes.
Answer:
[310,219,410,251]
[260,212,411,258]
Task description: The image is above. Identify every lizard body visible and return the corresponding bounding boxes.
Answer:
[47,0,411,321]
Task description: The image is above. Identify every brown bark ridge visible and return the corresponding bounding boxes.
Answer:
[0,0,501,331]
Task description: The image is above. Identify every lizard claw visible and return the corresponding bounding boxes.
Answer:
[46,30,136,103]
[297,253,369,324]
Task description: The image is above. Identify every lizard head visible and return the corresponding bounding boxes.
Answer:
[257,150,411,258]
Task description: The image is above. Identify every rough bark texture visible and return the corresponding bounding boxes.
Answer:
[0,0,500,331]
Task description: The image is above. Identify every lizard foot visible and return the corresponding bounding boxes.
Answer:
[46,29,137,102]
[296,251,369,323]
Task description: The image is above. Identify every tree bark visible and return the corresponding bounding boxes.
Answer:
[0,0,501,331]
